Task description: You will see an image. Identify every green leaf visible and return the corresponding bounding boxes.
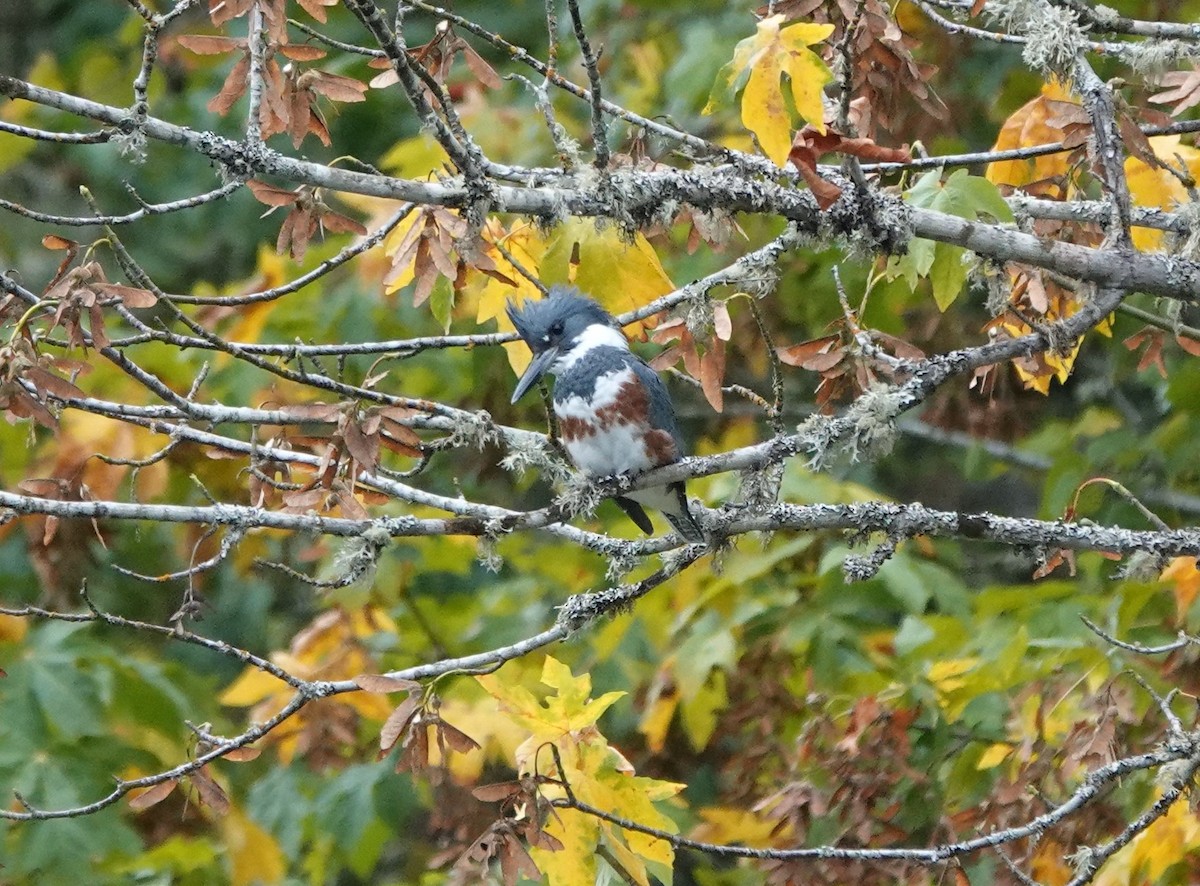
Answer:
[889,168,1014,308]
[929,243,970,311]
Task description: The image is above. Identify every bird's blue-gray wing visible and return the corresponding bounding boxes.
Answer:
[629,357,685,463]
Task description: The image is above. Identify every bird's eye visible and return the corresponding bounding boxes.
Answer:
[548,320,565,337]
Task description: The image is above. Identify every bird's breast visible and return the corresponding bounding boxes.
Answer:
[553,367,678,478]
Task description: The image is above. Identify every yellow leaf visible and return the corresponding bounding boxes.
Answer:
[221,806,286,886]
[706,15,833,165]
[1094,795,1200,885]
[976,742,1014,770]
[478,656,625,740]
[1030,839,1073,886]
[986,80,1078,189]
[470,220,546,376]
[637,687,679,754]
[601,830,651,886]
[927,657,979,688]
[692,806,793,849]
[531,806,598,886]
[1124,135,1200,252]
[219,667,288,707]
[679,669,726,752]
[539,218,674,324]
[0,614,28,643]
[378,132,449,178]
[427,694,525,782]
[778,21,835,133]
[1162,556,1200,623]
[743,44,792,164]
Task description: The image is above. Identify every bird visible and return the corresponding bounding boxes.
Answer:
[507,286,705,542]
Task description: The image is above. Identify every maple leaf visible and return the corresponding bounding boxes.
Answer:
[1124,135,1200,251]
[788,100,911,208]
[704,14,834,165]
[986,81,1085,195]
[219,608,397,765]
[889,169,1013,311]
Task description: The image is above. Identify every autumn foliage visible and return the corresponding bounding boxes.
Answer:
[4,0,1200,885]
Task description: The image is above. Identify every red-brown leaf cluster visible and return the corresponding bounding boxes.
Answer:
[177,34,367,148]
[247,180,367,261]
[777,321,923,412]
[368,21,502,98]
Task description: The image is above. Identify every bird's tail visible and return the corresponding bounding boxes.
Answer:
[629,482,704,542]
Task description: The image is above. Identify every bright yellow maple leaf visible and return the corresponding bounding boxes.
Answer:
[976,742,1014,770]
[705,14,834,165]
[479,658,683,886]
[1125,135,1200,252]
[538,218,673,326]
[478,655,625,745]
[692,806,794,849]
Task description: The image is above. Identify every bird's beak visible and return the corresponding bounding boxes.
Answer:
[511,347,558,403]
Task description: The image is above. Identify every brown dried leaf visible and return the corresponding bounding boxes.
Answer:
[380,695,422,752]
[309,71,368,103]
[295,0,337,21]
[288,81,311,148]
[1033,547,1076,580]
[342,419,379,474]
[699,338,726,413]
[41,234,77,251]
[713,301,732,341]
[472,781,524,803]
[395,721,429,772]
[247,179,298,208]
[128,779,179,811]
[188,766,230,814]
[208,54,251,116]
[221,746,262,762]
[176,34,245,55]
[461,42,502,90]
[319,209,367,236]
[1176,334,1200,357]
[1150,68,1200,117]
[209,0,253,27]
[1124,327,1167,378]
[278,44,328,62]
[335,488,369,520]
[438,720,482,754]
[354,674,421,694]
[499,833,541,885]
[776,335,840,367]
[93,282,157,308]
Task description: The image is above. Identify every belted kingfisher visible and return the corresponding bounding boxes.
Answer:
[508,286,704,542]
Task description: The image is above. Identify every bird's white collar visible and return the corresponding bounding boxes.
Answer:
[555,323,629,370]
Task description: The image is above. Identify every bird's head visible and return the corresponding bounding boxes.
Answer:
[507,286,626,403]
